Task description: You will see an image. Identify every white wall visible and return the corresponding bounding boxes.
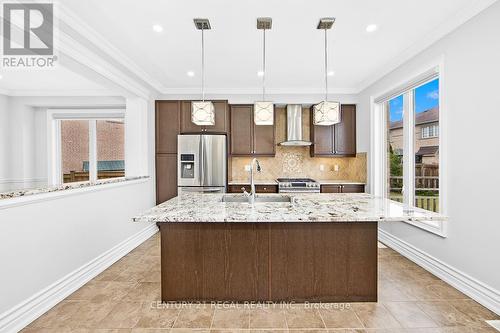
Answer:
[358,1,500,295]
[0,95,9,182]
[0,180,155,315]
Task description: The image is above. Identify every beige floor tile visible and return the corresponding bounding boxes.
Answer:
[28,300,81,329]
[211,307,250,329]
[173,305,214,328]
[134,302,180,328]
[416,301,473,327]
[318,306,364,329]
[426,282,469,300]
[352,303,401,329]
[284,306,325,329]
[123,282,161,302]
[384,302,438,328]
[67,300,115,329]
[98,302,143,329]
[249,307,287,329]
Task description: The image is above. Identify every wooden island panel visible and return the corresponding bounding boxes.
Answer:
[158,222,377,302]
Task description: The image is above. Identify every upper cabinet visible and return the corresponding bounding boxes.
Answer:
[156,101,180,154]
[230,104,275,156]
[180,100,229,134]
[310,104,357,157]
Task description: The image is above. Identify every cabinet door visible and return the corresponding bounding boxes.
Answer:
[334,105,356,156]
[230,105,253,155]
[156,101,180,154]
[204,100,229,133]
[180,101,204,133]
[341,184,365,193]
[254,123,275,156]
[310,107,334,156]
[321,185,342,193]
[156,154,178,204]
[256,185,278,193]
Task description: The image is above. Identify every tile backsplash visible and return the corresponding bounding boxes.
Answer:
[230,147,367,182]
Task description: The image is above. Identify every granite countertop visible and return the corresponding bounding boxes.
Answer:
[228,179,278,185]
[133,192,446,223]
[0,176,149,200]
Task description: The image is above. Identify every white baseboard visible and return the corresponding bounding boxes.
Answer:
[379,228,500,316]
[0,223,158,333]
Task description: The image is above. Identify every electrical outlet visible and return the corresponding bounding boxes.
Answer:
[244,165,251,172]
[334,165,340,172]
[319,164,325,171]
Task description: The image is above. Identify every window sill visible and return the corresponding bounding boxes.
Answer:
[403,215,448,237]
[0,176,150,210]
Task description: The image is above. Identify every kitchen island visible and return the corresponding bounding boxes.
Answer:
[133,192,445,303]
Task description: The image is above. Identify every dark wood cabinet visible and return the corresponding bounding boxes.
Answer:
[156,101,181,204]
[227,184,278,194]
[180,100,229,134]
[156,154,178,203]
[321,184,365,193]
[230,104,275,156]
[156,101,180,154]
[310,104,357,157]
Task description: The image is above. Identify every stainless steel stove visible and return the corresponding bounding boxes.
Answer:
[277,178,320,193]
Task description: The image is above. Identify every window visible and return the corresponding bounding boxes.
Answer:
[61,120,90,183]
[381,77,440,213]
[421,125,439,139]
[56,115,125,184]
[387,95,404,203]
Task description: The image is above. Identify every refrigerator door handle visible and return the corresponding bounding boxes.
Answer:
[199,136,204,185]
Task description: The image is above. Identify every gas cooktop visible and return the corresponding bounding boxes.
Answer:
[276,178,320,193]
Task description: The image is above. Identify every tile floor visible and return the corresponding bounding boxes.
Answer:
[23,233,499,333]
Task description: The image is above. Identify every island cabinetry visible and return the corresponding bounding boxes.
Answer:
[227,184,278,193]
[180,100,229,134]
[230,104,275,156]
[310,104,357,157]
[158,222,377,302]
[321,184,365,193]
[156,101,180,204]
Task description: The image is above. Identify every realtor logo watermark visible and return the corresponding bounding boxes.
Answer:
[1,2,58,69]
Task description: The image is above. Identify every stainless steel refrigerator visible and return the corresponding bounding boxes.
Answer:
[178,134,227,193]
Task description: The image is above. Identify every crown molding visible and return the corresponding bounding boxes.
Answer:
[355,0,499,93]
[0,89,121,97]
[161,87,359,95]
[56,5,167,94]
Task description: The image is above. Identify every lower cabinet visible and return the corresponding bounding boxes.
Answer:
[227,184,278,194]
[156,154,178,204]
[321,184,365,193]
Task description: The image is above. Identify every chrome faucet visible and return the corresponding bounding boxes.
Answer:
[242,158,261,204]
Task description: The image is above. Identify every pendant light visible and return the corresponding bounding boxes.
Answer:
[313,18,341,126]
[254,17,274,126]
[191,18,215,126]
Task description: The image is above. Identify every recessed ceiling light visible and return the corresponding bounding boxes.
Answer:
[0,74,3,79]
[327,71,335,76]
[366,24,378,33]
[152,24,163,33]
[187,71,195,77]
[257,70,264,77]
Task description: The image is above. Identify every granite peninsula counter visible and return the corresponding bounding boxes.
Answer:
[134,192,445,303]
[133,192,444,223]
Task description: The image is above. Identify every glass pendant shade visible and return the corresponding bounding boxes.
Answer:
[254,101,274,125]
[191,101,215,126]
[313,101,341,126]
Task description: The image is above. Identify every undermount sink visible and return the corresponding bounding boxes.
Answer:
[222,195,293,204]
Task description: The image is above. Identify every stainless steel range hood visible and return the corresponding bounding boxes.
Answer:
[279,105,312,146]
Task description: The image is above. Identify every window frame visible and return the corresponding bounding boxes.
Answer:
[370,60,447,237]
[47,109,125,186]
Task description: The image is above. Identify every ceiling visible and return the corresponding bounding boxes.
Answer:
[60,0,490,94]
[0,65,112,96]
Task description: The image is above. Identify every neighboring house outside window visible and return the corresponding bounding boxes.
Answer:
[389,107,439,165]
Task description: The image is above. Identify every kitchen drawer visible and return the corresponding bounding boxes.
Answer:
[227,184,278,194]
[320,184,365,193]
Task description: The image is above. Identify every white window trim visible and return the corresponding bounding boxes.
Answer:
[370,57,448,237]
[47,109,125,186]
